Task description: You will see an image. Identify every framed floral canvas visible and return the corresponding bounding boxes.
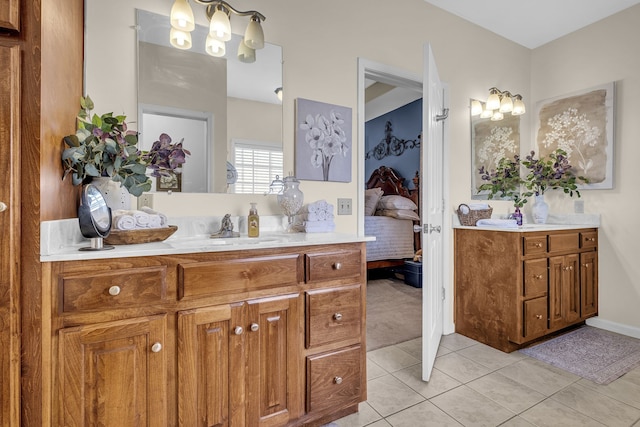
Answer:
[295,98,352,182]
[534,82,615,189]
[470,103,521,199]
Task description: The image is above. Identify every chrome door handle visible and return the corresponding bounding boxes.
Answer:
[429,224,441,233]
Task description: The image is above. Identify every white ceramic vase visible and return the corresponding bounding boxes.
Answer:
[92,177,131,211]
[531,194,549,224]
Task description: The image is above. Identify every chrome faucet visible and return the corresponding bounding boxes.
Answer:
[211,214,239,238]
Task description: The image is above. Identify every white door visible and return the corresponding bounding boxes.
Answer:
[422,44,447,381]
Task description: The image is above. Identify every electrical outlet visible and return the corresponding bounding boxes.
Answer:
[137,193,154,209]
[574,199,584,214]
[337,198,352,215]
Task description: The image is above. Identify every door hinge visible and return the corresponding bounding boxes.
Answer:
[442,287,446,301]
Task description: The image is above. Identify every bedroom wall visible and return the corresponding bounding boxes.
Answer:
[365,99,422,190]
[530,4,640,332]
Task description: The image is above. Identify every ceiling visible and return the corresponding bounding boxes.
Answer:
[423,0,640,49]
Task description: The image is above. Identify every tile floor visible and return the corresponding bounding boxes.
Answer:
[332,333,640,427]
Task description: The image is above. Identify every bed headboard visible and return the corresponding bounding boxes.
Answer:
[366,166,419,207]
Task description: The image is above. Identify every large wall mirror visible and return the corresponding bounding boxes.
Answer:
[84,1,283,195]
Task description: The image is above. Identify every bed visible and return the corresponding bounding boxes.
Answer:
[365,166,420,269]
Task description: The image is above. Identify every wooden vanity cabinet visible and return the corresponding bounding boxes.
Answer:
[454,228,598,352]
[0,0,19,31]
[46,242,367,427]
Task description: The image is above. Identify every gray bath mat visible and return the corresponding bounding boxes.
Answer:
[519,326,640,384]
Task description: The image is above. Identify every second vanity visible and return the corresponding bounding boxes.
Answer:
[454,221,599,353]
[41,220,369,427]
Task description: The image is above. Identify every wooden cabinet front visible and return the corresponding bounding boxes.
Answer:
[0,0,19,31]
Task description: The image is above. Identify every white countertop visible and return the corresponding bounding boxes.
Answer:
[41,216,373,262]
[452,213,600,232]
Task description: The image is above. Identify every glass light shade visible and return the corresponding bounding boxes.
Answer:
[170,28,192,50]
[244,16,264,49]
[480,107,493,119]
[491,111,504,121]
[486,92,501,110]
[237,41,256,63]
[470,100,483,116]
[275,87,283,101]
[205,35,226,57]
[512,98,526,115]
[499,96,513,113]
[170,0,195,31]
[209,8,232,41]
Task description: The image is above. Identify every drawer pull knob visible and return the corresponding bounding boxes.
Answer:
[234,326,244,335]
[583,263,590,268]
[333,262,342,270]
[534,274,543,280]
[534,243,542,248]
[0,201,7,212]
[535,314,543,320]
[333,376,343,385]
[250,323,259,332]
[108,286,121,296]
[333,313,343,321]
[151,342,162,353]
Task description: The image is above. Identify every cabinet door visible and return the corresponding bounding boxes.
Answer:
[178,304,239,427]
[581,252,598,318]
[0,45,20,427]
[0,0,19,31]
[549,255,580,330]
[246,294,303,427]
[58,315,167,427]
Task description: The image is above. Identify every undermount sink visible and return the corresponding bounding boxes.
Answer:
[169,236,284,249]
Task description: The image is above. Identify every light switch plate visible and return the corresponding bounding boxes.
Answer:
[574,200,584,213]
[337,198,352,215]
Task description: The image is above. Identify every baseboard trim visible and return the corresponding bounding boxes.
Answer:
[586,317,640,340]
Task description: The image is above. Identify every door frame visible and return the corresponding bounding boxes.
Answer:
[356,57,454,337]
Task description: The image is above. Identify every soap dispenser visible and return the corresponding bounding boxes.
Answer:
[248,203,259,237]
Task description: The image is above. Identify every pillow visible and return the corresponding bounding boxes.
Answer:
[376,209,421,221]
[364,187,384,216]
[377,195,418,211]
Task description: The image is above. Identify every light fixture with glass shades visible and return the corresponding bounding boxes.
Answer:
[169,0,266,62]
[274,87,283,101]
[471,87,526,121]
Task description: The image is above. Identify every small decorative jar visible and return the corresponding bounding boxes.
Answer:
[277,175,304,231]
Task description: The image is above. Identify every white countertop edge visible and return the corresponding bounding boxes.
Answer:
[451,213,600,232]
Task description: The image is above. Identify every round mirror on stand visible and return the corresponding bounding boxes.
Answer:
[78,183,115,251]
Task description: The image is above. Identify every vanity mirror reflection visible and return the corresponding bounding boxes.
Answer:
[84,0,283,195]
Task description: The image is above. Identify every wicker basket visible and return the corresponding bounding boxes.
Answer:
[456,204,493,226]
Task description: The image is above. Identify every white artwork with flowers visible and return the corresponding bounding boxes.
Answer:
[295,98,352,182]
[534,82,615,189]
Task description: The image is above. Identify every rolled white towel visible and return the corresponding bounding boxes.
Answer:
[113,214,136,230]
[147,214,162,229]
[140,206,168,227]
[133,211,151,228]
[476,219,518,228]
[469,203,490,210]
[304,220,336,233]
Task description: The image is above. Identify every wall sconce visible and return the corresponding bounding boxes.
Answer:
[169,0,266,61]
[274,87,283,101]
[471,87,526,121]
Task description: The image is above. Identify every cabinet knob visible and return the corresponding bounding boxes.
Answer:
[108,286,121,296]
[234,326,244,335]
[535,314,543,320]
[583,263,590,268]
[250,323,259,332]
[0,201,7,212]
[333,376,343,385]
[333,262,342,270]
[534,274,543,280]
[151,342,162,353]
[333,313,343,321]
[534,243,542,248]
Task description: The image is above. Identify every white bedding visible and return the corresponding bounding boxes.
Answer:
[365,216,415,262]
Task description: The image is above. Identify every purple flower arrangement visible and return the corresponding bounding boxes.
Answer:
[142,133,191,178]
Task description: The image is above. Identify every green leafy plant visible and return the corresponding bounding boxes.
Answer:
[522,149,589,197]
[478,154,530,208]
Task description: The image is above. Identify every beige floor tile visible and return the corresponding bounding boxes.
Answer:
[497,358,579,396]
[433,352,492,383]
[396,338,422,360]
[392,364,461,399]
[437,344,453,358]
[467,372,546,413]
[367,374,425,417]
[385,400,461,426]
[367,346,420,373]
[457,343,525,371]
[440,333,477,351]
[551,383,640,427]
[520,399,606,427]
[577,376,640,409]
[368,358,389,380]
[334,402,382,427]
[367,420,392,427]
[430,385,515,426]
[499,416,536,426]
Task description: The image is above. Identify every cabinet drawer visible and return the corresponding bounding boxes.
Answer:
[307,346,362,413]
[306,285,361,348]
[59,266,167,314]
[548,233,579,253]
[580,231,597,249]
[305,249,362,283]
[179,254,301,299]
[523,296,548,340]
[523,259,547,297]
[523,236,547,256]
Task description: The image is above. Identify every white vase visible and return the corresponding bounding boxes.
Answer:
[531,194,549,224]
[92,177,131,211]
